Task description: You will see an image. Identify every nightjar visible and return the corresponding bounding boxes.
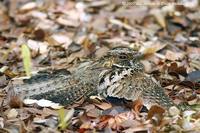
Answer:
[9,47,176,109]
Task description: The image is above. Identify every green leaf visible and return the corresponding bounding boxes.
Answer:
[58,108,74,130]
[21,44,31,77]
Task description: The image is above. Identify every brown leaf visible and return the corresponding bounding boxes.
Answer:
[172,16,191,28]
[165,50,185,61]
[86,108,100,118]
[56,16,80,27]
[150,8,166,28]
[179,80,195,89]
[0,14,11,32]
[147,105,165,119]
[97,115,113,130]
[94,102,112,110]
[33,29,45,40]
[147,105,165,126]
[114,111,136,126]
[132,99,144,114]
[168,62,187,77]
[140,41,167,55]
[187,46,200,54]
[113,7,148,23]
[9,96,23,108]
[82,37,96,55]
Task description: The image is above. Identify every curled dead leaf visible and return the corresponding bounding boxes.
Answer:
[147,105,165,126]
[132,99,144,114]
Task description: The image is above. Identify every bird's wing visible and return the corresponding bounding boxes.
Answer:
[105,72,175,108]
[105,72,146,101]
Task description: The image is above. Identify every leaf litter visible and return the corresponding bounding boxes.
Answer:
[0,0,200,132]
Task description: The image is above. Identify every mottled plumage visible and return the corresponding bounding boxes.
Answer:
[9,47,176,109]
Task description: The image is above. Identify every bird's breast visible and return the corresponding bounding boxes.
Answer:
[97,68,134,96]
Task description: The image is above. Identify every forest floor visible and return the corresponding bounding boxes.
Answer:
[0,0,200,132]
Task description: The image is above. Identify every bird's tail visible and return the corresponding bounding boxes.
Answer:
[7,69,97,106]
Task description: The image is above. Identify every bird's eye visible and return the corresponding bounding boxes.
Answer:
[119,55,127,59]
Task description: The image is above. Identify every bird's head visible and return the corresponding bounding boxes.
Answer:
[101,47,144,71]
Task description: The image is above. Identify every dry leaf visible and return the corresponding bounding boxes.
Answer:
[27,40,48,54]
[109,18,133,30]
[139,41,167,55]
[56,16,80,27]
[94,102,112,110]
[150,8,166,28]
[9,96,23,108]
[19,2,37,12]
[165,50,185,61]
[7,109,18,119]
[147,105,165,126]
[147,105,165,120]
[169,106,180,116]
[132,99,144,114]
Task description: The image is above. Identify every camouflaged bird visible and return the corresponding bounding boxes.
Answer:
[9,47,177,109]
